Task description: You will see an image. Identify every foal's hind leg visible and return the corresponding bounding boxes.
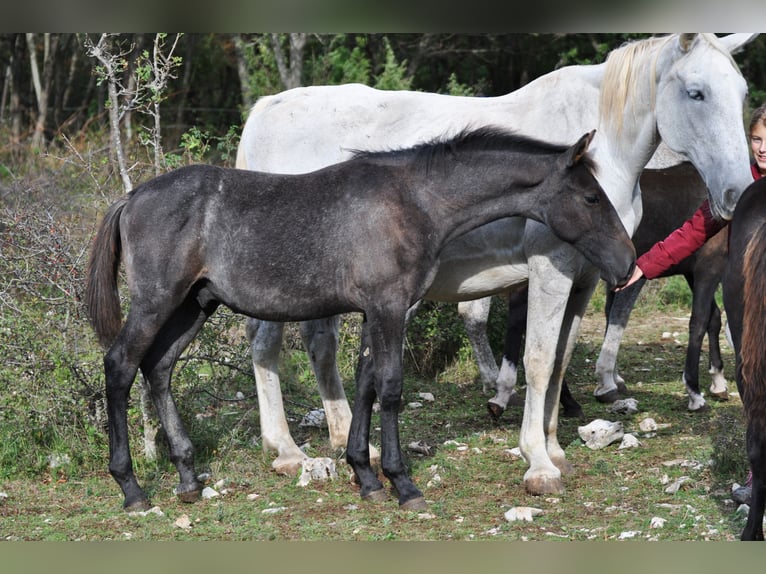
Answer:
[140,292,219,503]
[104,305,178,510]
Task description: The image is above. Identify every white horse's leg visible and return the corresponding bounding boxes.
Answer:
[545,277,599,471]
[458,297,499,393]
[247,318,307,475]
[299,318,381,466]
[299,317,349,449]
[519,251,576,495]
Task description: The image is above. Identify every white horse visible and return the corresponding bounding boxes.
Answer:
[237,34,755,495]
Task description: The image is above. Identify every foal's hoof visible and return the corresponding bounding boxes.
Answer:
[124,498,152,512]
[362,488,389,503]
[710,390,729,401]
[595,389,622,404]
[400,496,427,511]
[487,402,505,421]
[175,483,203,503]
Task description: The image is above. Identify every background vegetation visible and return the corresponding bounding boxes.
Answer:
[0,33,760,540]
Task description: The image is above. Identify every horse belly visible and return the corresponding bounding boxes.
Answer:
[426,262,529,302]
[425,218,528,302]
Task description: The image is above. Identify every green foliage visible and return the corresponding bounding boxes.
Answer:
[373,38,412,91]
[444,73,475,97]
[239,35,283,103]
[317,34,372,85]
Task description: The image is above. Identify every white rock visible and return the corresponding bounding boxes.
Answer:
[128,506,164,518]
[650,516,666,529]
[609,398,639,415]
[504,506,543,522]
[201,487,220,499]
[619,531,640,539]
[618,434,641,449]
[664,476,691,494]
[578,419,624,450]
[297,457,338,487]
[174,514,192,529]
[262,506,287,515]
[407,402,423,409]
[639,418,658,432]
[418,392,435,402]
[299,408,326,428]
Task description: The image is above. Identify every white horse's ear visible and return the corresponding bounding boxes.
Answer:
[679,33,698,52]
[718,33,759,55]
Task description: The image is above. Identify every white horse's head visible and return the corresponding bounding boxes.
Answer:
[654,33,755,220]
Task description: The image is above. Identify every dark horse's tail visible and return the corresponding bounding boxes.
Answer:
[85,198,128,348]
[741,220,766,426]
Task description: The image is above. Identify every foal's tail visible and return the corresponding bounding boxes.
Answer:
[741,220,766,423]
[85,198,128,348]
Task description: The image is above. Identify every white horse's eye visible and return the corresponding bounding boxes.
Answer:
[687,89,704,101]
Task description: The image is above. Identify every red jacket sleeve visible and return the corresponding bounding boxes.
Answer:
[636,199,728,279]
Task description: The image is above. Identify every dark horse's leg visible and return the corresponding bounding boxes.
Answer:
[346,310,425,509]
[104,305,176,510]
[682,273,727,411]
[593,278,644,402]
[139,289,219,503]
[488,286,584,420]
[706,300,728,396]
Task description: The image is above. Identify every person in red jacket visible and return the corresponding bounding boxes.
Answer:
[620,103,766,288]
[617,103,766,507]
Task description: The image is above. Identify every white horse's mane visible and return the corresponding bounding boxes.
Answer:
[599,34,737,135]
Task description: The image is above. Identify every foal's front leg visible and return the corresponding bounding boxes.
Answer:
[346,313,425,509]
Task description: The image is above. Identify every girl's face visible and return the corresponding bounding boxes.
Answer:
[751,122,766,175]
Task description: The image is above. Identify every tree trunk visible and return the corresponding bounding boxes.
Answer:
[232,33,253,111]
[270,32,306,90]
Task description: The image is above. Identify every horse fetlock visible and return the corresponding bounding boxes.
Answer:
[551,455,574,475]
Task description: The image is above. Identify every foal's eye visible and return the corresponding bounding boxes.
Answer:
[687,89,704,101]
[585,194,599,205]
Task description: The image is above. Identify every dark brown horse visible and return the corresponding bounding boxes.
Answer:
[488,162,729,418]
[723,176,766,541]
[85,128,635,511]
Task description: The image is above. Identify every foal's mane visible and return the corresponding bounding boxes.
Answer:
[599,34,736,135]
[351,126,593,173]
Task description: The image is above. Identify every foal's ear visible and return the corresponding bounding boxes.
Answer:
[565,130,596,167]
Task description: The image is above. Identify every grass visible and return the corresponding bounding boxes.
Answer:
[0,284,753,540]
